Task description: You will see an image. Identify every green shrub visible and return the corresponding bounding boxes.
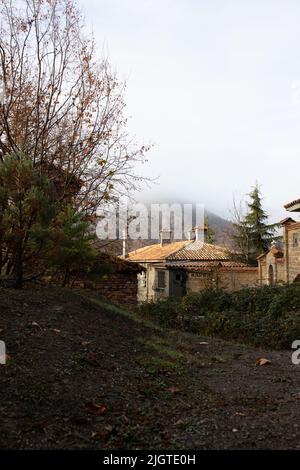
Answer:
[137,285,300,350]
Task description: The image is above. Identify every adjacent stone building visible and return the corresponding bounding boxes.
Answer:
[127,229,258,303]
[258,198,300,285]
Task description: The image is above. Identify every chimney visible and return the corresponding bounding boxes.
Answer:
[188,229,196,241]
[194,225,208,242]
[160,229,172,247]
[122,228,128,258]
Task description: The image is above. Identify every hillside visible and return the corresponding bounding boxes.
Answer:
[97,208,234,257]
[1,288,300,449]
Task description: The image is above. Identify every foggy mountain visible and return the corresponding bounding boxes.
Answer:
[96,205,234,257]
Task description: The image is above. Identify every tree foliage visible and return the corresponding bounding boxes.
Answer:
[232,184,277,265]
[46,206,97,287]
[205,215,215,244]
[0,151,57,287]
[0,0,150,287]
[0,0,149,214]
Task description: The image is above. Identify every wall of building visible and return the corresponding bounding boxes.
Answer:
[217,269,258,291]
[137,263,170,303]
[186,268,258,293]
[258,253,286,286]
[139,265,258,303]
[276,261,286,284]
[186,271,215,293]
[286,223,300,283]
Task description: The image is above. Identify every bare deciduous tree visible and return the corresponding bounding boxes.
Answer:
[0,0,149,215]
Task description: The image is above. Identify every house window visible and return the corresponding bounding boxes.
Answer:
[157,270,166,289]
[293,233,299,248]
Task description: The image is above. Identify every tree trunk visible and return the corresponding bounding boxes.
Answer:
[62,267,70,287]
[15,246,23,289]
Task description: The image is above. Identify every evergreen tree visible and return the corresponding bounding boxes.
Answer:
[46,207,97,287]
[232,184,277,265]
[205,215,215,244]
[0,152,57,287]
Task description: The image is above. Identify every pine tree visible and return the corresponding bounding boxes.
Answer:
[46,207,97,287]
[205,215,215,244]
[0,152,57,287]
[232,184,277,265]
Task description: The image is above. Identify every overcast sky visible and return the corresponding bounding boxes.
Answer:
[79,0,300,222]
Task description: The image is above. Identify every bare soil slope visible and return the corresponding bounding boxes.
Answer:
[0,288,300,449]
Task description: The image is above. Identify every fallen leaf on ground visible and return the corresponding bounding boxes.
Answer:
[91,425,113,440]
[85,402,108,415]
[199,342,209,345]
[52,329,61,334]
[87,352,97,361]
[169,386,180,394]
[256,358,272,366]
[53,306,64,312]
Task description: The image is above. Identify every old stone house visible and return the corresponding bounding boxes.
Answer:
[126,229,258,303]
[258,197,300,285]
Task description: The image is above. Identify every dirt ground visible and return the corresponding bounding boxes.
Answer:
[0,287,300,450]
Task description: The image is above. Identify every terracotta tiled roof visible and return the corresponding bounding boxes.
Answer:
[166,260,249,269]
[127,240,233,263]
[94,251,145,273]
[126,240,190,262]
[187,266,257,272]
[284,198,300,210]
[167,241,232,261]
[280,217,296,225]
[257,246,284,261]
[270,246,284,258]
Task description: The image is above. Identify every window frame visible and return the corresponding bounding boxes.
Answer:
[292,233,299,248]
[157,270,166,289]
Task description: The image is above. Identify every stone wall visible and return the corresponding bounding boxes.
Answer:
[258,252,286,286]
[187,268,258,294]
[258,220,300,286]
[73,273,138,306]
[186,271,215,293]
[138,264,259,303]
[217,268,258,291]
[286,223,300,283]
